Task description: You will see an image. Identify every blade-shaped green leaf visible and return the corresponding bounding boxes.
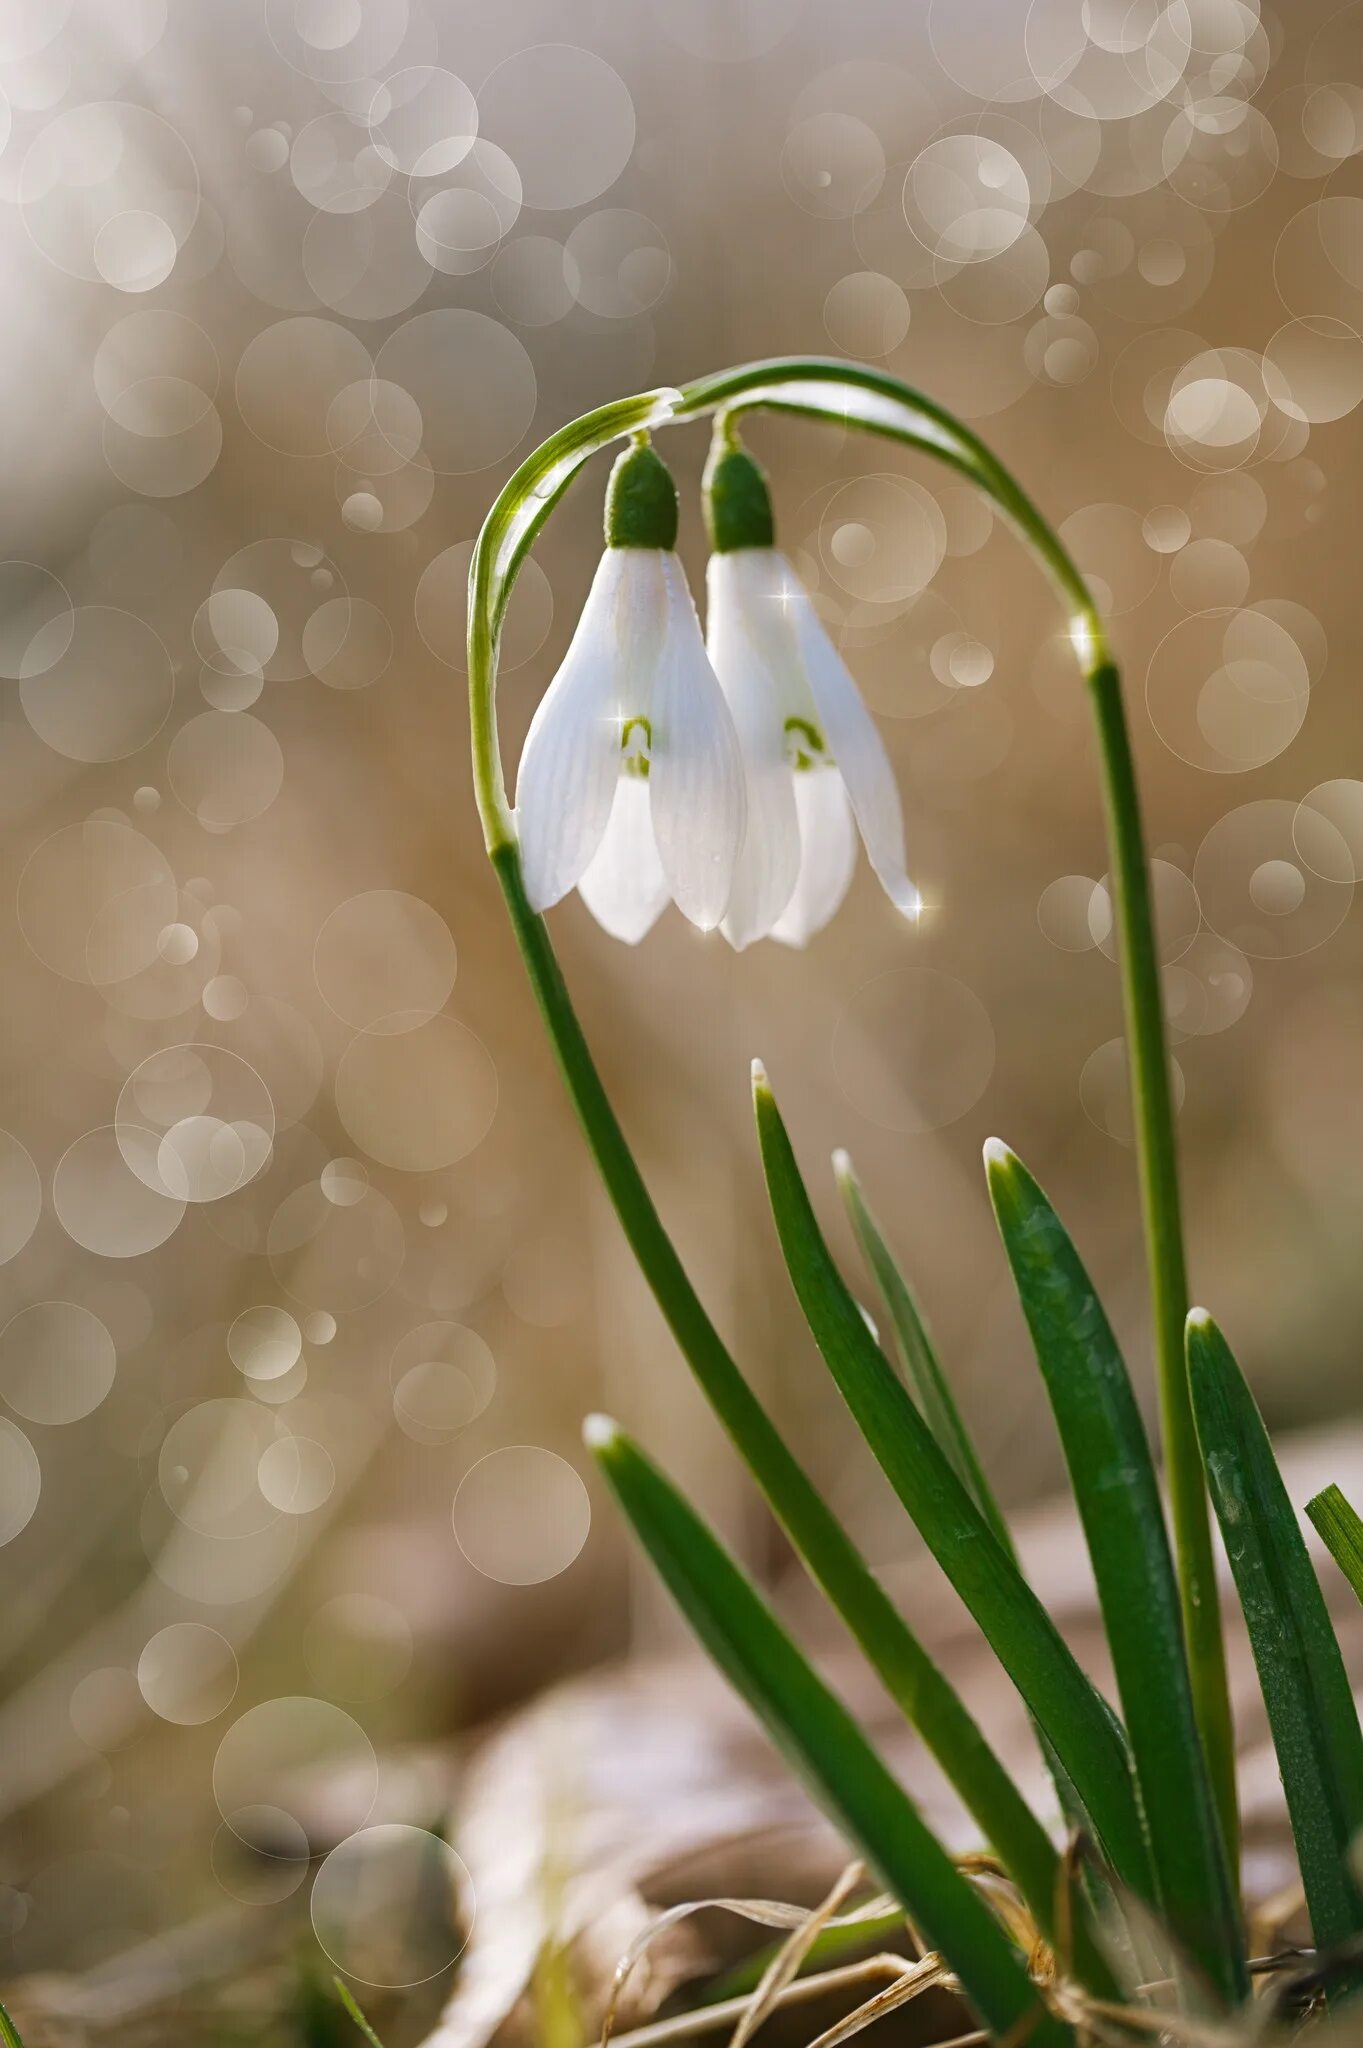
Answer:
[0,2001,23,2048]
[494,854,1102,1978]
[834,1151,1007,1549]
[586,1417,1071,2048]
[752,1066,1151,1903]
[334,1980,385,2048]
[834,1147,1137,1959]
[1188,1311,1363,1971]
[986,1143,1245,2012]
[1307,1485,1363,1609]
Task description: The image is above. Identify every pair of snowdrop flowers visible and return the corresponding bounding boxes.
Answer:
[513,423,922,948]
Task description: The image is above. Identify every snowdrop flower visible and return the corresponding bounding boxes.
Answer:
[703,426,920,949]
[514,435,746,944]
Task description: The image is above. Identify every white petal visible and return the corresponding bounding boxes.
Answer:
[770,770,858,947]
[577,774,669,944]
[647,554,746,932]
[782,556,920,919]
[512,550,667,913]
[706,552,801,950]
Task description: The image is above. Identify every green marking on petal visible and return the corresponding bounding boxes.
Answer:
[784,715,826,770]
[621,713,652,777]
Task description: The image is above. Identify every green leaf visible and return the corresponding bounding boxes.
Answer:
[333,1980,386,2048]
[586,1417,1071,2048]
[1188,1311,1363,1970]
[752,1067,1151,1903]
[492,855,1098,1982]
[834,1150,1008,1550]
[1307,1485,1363,1609]
[0,2000,23,2048]
[834,1149,1138,1954]
[986,1143,1246,2011]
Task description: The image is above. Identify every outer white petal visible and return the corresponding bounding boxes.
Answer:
[577,775,669,944]
[780,555,920,920]
[770,770,858,947]
[647,554,746,932]
[512,550,666,913]
[706,551,801,950]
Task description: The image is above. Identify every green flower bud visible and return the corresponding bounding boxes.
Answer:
[604,434,679,550]
[703,422,775,553]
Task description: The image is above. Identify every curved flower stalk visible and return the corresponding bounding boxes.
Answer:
[466,359,1235,1882]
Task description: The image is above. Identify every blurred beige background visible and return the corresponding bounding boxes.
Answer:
[0,0,1361,2017]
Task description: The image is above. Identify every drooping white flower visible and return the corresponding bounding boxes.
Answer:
[703,434,920,949]
[514,438,746,945]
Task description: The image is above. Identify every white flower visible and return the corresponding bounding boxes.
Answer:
[705,544,920,949]
[514,528,746,945]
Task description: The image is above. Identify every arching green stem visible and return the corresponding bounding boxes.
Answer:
[466,355,1236,1875]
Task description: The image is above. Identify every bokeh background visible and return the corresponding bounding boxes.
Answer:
[1,0,1362,2028]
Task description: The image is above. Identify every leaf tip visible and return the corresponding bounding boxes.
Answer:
[751,1055,769,1092]
[583,1412,621,1454]
[982,1135,1016,1178]
[831,1146,854,1185]
[1184,1309,1225,1392]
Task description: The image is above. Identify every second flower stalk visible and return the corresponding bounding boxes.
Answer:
[513,422,923,949]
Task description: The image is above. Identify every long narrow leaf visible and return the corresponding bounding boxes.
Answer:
[495,853,1095,1973]
[834,1151,1007,1548]
[1188,1311,1363,1970]
[986,1143,1245,2011]
[333,1981,386,2048]
[586,1417,1071,2048]
[752,1066,1152,1903]
[1307,1485,1363,1609]
[834,1148,1136,1965]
